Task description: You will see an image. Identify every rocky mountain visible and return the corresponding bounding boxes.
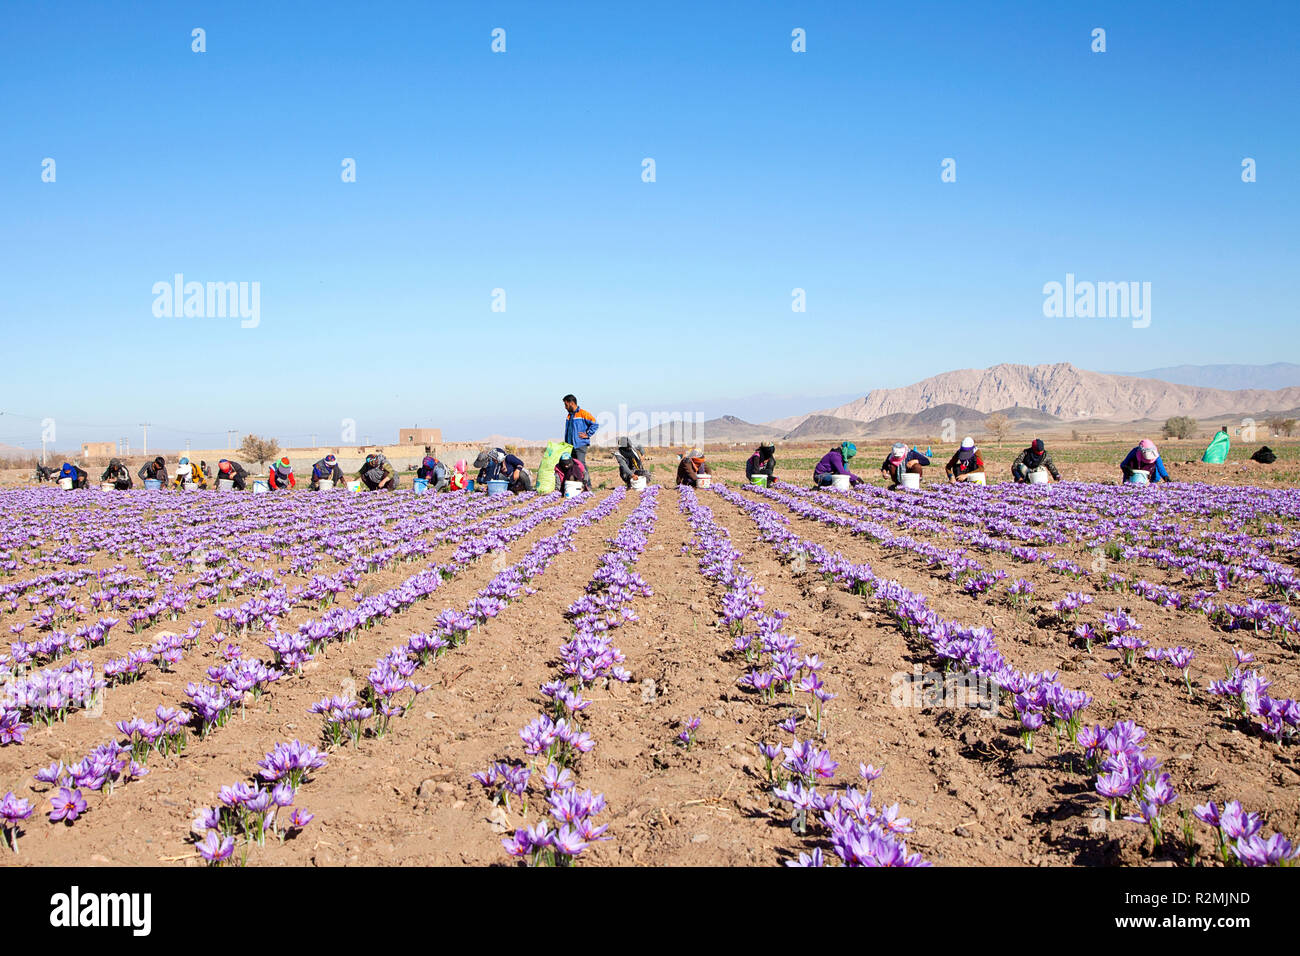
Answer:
[770,363,1300,430]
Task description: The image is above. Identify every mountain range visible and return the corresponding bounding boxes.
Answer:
[631,363,1300,445]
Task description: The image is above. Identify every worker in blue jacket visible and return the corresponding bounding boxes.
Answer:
[562,394,599,468]
[1120,439,1171,483]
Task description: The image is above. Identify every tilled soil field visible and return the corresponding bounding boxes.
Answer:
[0,477,1297,867]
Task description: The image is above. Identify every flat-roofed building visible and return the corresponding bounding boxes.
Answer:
[398,427,442,446]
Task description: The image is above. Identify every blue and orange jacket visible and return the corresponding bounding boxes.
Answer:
[564,408,599,450]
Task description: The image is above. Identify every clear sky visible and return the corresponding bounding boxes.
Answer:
[2,0,1297,451]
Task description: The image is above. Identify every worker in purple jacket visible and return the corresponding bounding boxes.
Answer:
[813,442,864,486]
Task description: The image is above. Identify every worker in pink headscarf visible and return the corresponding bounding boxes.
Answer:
[449,459,469,491]
[1120,439,1171,483]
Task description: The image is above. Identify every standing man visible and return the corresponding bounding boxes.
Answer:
[562,394,599,471]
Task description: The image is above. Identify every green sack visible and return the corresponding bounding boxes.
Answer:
[535,440,572,494]
[1201,432,1230,464]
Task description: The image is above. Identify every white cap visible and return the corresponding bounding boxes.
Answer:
[961,436,975,449]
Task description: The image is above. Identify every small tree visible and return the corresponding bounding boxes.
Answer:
[239,434,280,466]
[1162,416,1196,440]
[1267,417,1296,438]
[986,413,1011,444]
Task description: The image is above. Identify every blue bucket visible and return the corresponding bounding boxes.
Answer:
[466,479,475,492]
[1126,471,1150,485]
[486,479,508,496]
[412,478,428,493]
[143,479,161,490]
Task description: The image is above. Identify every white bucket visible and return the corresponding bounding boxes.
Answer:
[101,483,115,492]
[318,479,334,490]
[59,477,74,490]
[217,479,234,491]
[183,482,197,491]
[347,480,362,492]
[252,480,269,494]
[898,472,921,491]
[696,475,712,489]
[563,481,584,498]
[966,472,987,486]
[1028,469,1050,485]
[829,474,851,490]
[630,476,647,491]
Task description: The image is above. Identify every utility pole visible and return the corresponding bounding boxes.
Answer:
[140,423,150,457]
[40,436,46,466]
[310,434,316,447]
[227,430,236,450]
[185,439,191,455]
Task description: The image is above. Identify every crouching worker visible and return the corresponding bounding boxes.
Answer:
[881,443,930,488]
[613,438,649,488]
[1120,439,1170,484]
[476,449,507,486]
[555,451,589,492]
[1011,439,1061,483]
[268,457,296,491]
[945,437,985,483]
[57,462,89,489]
[449,459,469,491]
[358,453,395,490]
[675,448,711,487]
[501,452,532,493]
[814,442,864,487]
[310,455,345,490]
[100,458,133,490]
[138,456,168,487]
[172,457,208,489]
[746,442,777,484]
[416,455,450,491]
[215,459,249,490]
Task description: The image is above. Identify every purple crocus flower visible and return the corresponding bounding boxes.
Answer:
[48,787,88,823]
[196,829,235,863]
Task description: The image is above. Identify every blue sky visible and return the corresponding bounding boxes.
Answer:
[2,0,1297,450]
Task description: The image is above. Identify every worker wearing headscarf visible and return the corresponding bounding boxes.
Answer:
[1011,439,1061,482]
[310,454,345,490]
[746,442,777,484]
[267,456,295,490]
[1120,439,1170,483]
[613,437,649,488]
[100,458,133,490]
[555,450,589,491]
[880,442,930,488]
[416,455,450,491]
[172,456,208,489]
[944,437,985,483]
[675,448,711,487]
[449,459,469,491]
[216,459,249,490]
[57,462,89,489]
[357,453,395,490]
[813,442,863,487]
